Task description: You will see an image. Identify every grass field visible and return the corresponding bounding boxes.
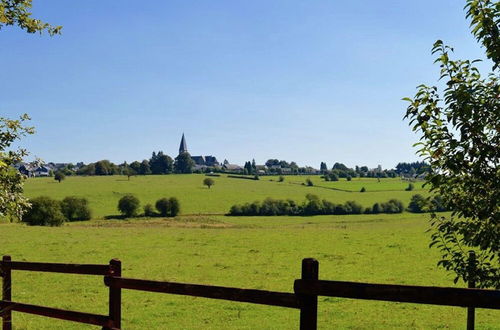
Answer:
[22,175,427,218]
[1,175,497,329]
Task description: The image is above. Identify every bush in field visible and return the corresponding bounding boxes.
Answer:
[381,199,405,213]
[278,176,285,182]
[22,196,65,226]
[306,178,314,186]
[371,203,383,214]
[155,197,181,217]
[360,187,366,192]
[408,194,427,213]
[405,183,415,191]
[60,196,91,221]
[54,171,65,183]
[203,178,215,189]
[143,203,155,217]
[344,201,363,214]
[346,175,352,181]
[118,194,140,217]
[329,173,339,181]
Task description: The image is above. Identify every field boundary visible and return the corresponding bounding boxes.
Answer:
[1,256,499,330]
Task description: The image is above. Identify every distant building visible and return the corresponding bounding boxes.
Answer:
[178,134,220,167]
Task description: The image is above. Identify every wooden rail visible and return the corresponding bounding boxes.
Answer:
[1,255,499,329]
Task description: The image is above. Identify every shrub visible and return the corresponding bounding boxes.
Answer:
[345,201,363,214]
[254,175,260,180]
[22,196,65,226]
[156,197,181,217]
[203,178,215,189]
[306,178,314,186]
[372,203,382,214]
[278,176,285,182]
[381,199,405,213]
[428,195,448,212]
[329,173,339,181]
[405,183,415,191]
[360,187,366,192]
[144,203,155,217]
[346,175,352,181]
[118,194,140,217]
[408,194,427,213]
[54,171,65,183]
[60,196,91,221]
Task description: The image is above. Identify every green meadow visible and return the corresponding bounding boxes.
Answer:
[0,175,498,329]
[22,175,427,217]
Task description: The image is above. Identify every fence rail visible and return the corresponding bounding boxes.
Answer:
[1,255,499,330]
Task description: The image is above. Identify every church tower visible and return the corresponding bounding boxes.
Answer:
[179,133,188,154]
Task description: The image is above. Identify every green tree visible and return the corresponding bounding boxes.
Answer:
[203,177,215,189]
[22,196,65,226]
[0,0,62,35]
[0,114,34,222]
[150,151,174,174]
[117,194,140,218]
[54,171,65,183]
[175,152,194,174]
[60,196,91,221]
[139,159,151,175]
[404,0,499,288]
[408,194,427,213]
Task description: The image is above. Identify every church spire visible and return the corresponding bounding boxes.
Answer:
[179,133,188,154]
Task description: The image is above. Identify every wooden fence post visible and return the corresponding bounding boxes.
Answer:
[2,255,12,330]
[299,258,318,330]
[467,252,476,330]
[106,259,121,330]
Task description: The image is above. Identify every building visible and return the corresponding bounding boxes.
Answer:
[178,134,220,167]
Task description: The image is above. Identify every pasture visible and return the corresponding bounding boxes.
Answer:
[1,175,497,328]
[22,175,427,218]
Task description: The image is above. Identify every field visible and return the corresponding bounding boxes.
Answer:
[0,175,498,329]
[22,175,428,217]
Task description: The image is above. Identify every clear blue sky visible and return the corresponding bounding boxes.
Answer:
[1,0,487,169]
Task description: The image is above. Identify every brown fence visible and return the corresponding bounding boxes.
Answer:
[1,256,499,330]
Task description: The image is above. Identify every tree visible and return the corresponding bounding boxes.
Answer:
[54,171,65,183]
[22,196,65,226]
[404,0,499,288]
[320,162,328,173]
[305,178,313,186]
[408,194,427,213]
[405,183,414,191]
[129,161,141,174]
[118,194,140,218]
[155,197,180,217]
[139,159,151,175]
[0,0,62,35]
[175,152,194,174]
[0,114,34,222]
[203,178,215,189]
[60,196,91,221]
[150,151,174,174]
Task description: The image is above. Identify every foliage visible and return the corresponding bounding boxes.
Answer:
[404,0,499,288]
[54,171,65,183]
[408,194,427,213]
[143,203,155,217]
[150,151,174,174]
[22,196,65,226]
[360,187,366,192]
[0,114,34,222]
[175,152,195,174]
[118,194,140,218]
[305,178,314,186]
[405,183,414,191]
[60,196,91,221]
[203,178,215,189]
[155,197,180,217]
[0,0,62,35]
[278,175,285,182]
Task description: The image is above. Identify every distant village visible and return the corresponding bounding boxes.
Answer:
[16,134,428,179]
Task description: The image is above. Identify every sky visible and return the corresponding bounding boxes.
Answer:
[1,0,489,169]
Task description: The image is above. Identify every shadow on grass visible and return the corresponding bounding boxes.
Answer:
[104,214,128,220]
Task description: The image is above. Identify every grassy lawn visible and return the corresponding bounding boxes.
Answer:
[23,175,427,218]
[0,214,498,329]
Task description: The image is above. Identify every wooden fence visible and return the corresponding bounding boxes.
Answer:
[1,256,499,330]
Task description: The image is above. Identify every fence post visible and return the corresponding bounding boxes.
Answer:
[299,258,318,330]
[106,259,121,330]
[1,256,12,330]
[467,252,476,330]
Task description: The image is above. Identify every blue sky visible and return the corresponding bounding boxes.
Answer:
[1,0,487,168]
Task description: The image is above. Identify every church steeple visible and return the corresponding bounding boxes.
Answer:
[179,133,188,154]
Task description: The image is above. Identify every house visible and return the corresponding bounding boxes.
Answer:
[223,164,243,172]
[178,134,219,167]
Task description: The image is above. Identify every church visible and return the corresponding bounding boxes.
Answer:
[178,133,219,167]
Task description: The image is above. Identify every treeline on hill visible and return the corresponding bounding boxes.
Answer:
[229,194,447,216]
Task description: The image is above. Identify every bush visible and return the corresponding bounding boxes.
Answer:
[346,175,352,181]
[60,196,91,221]
[118,194,140,217]
[428,195,448,212]
[155,197,181,217]
[381,199,405,213]
[306,178,314,186]
[54,171,65,183]
[405,183,415,191]
[23,196,65,226]
[371,203,382,214]
[408,194,427,213]
[360,187,366,192]
[278,176,285,182]
[254,175,260,180]
[329,173,339,181]
[144,203,155,217]
[203,178,215,189]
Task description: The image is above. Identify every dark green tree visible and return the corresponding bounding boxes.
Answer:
[203,177,215,189]
[118,194,140,218]
[175,152,195,174]
[22,196,65,226]
[404,0,499,288]
[139,159,151,175]
[54,171,65,183]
